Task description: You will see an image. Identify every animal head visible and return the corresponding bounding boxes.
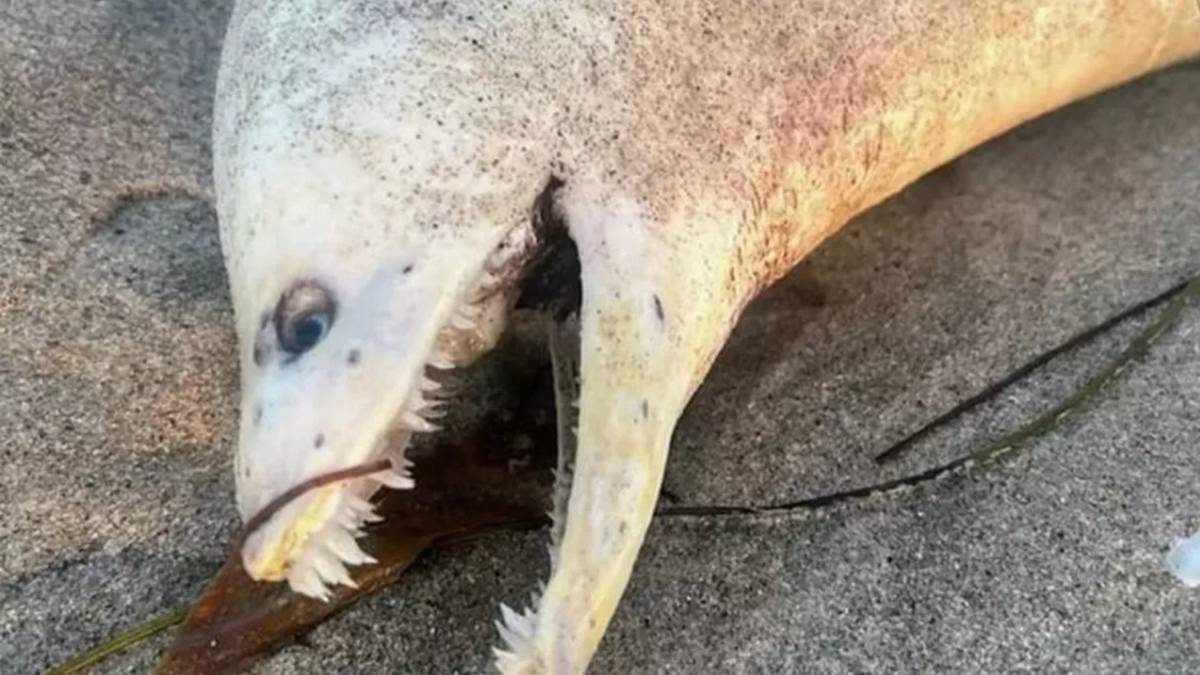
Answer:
[212,3,564,598]
[210,5,759,672]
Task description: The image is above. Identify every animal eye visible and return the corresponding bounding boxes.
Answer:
[274,281,337,356]
[287,311,331,352]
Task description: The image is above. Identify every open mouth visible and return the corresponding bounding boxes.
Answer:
[241,179,582,602]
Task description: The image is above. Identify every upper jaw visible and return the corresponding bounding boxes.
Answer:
[235,222,543,599]
[237,300,488,598]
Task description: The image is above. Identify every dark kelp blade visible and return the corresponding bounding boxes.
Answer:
[155,361,561,675]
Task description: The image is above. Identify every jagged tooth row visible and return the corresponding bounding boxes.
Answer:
[326,522,376,565]
[310,543,357,589]
[492,553,546,672]
[443,270,490,334]
[438,292,484,337]
[285,492,385,600]
[547,464,573,572]
[415,374,447,420]
[400,387,442,434]
[371,449,415,491]
[287,556,331,601]
[284,295,469,603]
[286,267,504,603]
[494,376,576,669]
[493,601,540,674]
[335,505,365,531]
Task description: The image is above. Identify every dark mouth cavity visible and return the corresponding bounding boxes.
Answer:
[240,173,586,570]
[515,176,581,322]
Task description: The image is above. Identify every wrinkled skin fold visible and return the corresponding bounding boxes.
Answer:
[213,1,1200,672]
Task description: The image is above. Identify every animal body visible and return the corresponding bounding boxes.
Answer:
[212,1,1200,672]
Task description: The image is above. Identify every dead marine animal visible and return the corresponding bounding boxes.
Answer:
[212,1,1200,672]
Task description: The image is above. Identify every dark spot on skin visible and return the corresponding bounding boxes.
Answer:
[652,294,665,323]
[314,433,325,449]
[618,520,628,535]
[347,348,361,365]
[253,405,263,426]
[252,344,266,367]
[641,399,649,420]
[402,264,413,274]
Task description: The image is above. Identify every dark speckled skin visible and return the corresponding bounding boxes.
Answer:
[217,0,1200,346]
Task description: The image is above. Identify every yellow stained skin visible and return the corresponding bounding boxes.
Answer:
[214,0,1200,672]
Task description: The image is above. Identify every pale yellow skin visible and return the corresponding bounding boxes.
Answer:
[214,1,1200,672]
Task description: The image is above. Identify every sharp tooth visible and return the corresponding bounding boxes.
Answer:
[374,470,415,490]
[420,375,442,392]
[346,494,376,515]
[343,496,383,524]
[422,401,446,419]
[493,648,522,673]
[351,506,384,524]
[408,390,443,416]
[499,603,534,638]
[407,390,427,410]
[336,506,362,530]
[494,620,524,651]
[310,545,358,589]
[411,395,445,415]
[337,498,380,526]
[388,455,414,473]
[429,351,454,369]
[324,527,377,566]
[287,559,331,601]
[403,410,440,433]
[452,313,477,331]
[382,447,410,469]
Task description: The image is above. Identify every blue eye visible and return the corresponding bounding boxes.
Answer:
[288,312,331,352]
[275,281,337,356]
